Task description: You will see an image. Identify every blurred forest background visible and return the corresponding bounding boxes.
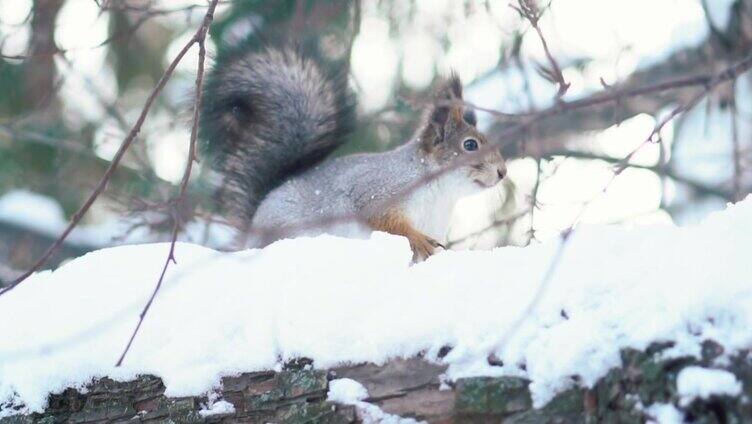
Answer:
[1,0,751,284]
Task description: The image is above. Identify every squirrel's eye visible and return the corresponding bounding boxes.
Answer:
[463,138,479,151]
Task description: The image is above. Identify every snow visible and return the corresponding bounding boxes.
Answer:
[676,366,742,405]
[328,379,421,424]
[327,378,369,404]
[1,196,752,416]
[198,399,235,417]
[0,191,69,240]
[645,402,684,424]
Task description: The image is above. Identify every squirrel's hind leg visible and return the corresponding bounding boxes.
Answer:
[367,210,443,262]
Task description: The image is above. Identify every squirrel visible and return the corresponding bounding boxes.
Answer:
[200,46,507,260]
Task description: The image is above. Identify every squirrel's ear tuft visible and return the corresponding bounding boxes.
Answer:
[421,72,467,148]
[447,72,478,127]
[448,71,463,100]
[436,72,465,124]
[444,72,465,127]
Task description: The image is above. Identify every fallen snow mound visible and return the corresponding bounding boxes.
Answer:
[1,197,751,416]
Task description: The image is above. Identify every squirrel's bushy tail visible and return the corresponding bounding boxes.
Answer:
[200,47,355,223]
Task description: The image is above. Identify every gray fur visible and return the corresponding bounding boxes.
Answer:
[251,139,475,241]
[200,47,354,222]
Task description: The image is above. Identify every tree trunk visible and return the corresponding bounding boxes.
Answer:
[25,0,65,113]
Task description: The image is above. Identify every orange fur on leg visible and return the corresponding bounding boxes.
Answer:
[368,210,442,261]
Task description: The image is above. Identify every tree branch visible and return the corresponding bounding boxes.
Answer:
[541,149,736,201]
[490,42,751,157]
[0,0,219,297]
[115,0,219,367]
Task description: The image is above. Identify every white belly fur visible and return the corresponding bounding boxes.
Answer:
[403,170,479,242]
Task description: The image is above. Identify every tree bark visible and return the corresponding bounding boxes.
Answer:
[2,342,750,423]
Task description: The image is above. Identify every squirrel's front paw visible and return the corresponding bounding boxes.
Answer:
[409,234,444,262]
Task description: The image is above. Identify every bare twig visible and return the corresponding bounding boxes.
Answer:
[526,157,543,244]
[489,55,750,356]
[486,226,572,357]
[115,0,219,367]
[542,149,736,201]
[729,84,744,201]
[511,0,569,97]
[444,211,527,249]
[92,0,231,48]
[0,0,219,297]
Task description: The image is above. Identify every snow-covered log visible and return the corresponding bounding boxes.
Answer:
[1,347,751,423]
[2,198,752,422]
